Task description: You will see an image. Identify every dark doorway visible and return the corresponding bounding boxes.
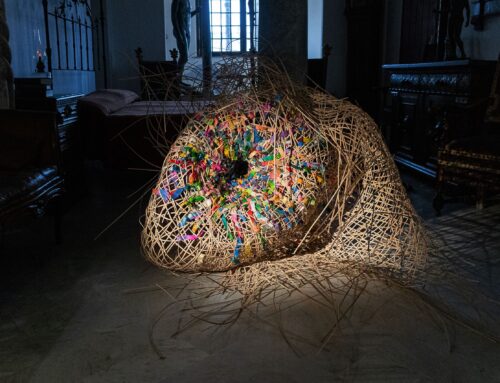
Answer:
[345,0,385,121]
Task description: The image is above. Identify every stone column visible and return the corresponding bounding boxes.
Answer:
[0,0,14,108]
[259,0,308,83]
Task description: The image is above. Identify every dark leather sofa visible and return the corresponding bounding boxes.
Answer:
[0,109,64,242]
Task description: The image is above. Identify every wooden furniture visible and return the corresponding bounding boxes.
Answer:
[434,135,500,213]
[52,94,85,195]
[382,59,496,178]
[135,47,180,100]
[433,55,500,214]
[0,110,64,242]
[78,89,207,168]
[15,91,85,198]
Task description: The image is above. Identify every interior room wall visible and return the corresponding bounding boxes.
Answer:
[52,70,96,95]
[103,0,166,92]
[462,16,500,60]
[5,0,47,77]
[383,1,500,64]
[321,0,402,116]
[5,0,95,95]
[90,0,108,90]
[321,0,402,97]
[323,0,347,97]
[382,0,403,65]
[259,0,308,83]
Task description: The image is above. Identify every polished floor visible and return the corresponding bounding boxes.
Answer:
[1,165,499,382]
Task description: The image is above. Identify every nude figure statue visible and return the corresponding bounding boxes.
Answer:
[171,0,197,72]
[446,0,470,59]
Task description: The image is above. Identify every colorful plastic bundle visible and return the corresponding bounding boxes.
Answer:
[143,94,337,271]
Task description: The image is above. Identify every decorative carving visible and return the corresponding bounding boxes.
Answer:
[390,72,471,95]
[383,60,495,179]
[169,48,179,65]
[55,0,91,18]
[426,104,449,151]
[63,104,73,117]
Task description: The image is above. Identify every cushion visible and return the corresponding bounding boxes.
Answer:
[79,89,140,115]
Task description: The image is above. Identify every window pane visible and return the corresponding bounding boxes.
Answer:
[221,25,231,39]
[212,26,222,38]
[211,14,221,26]
[211,0,221,12]
[231,26,240,39]
[231,13,240,26]
[230,0,240,13]
[221,39,240,52]
[220,39,230,51]
[221,0,229,12]
[212,39,222,52]
[209,0,258,53]
[222,14,231,29]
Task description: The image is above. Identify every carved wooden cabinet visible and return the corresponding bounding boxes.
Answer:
[52,94,85,194]
[382,60,495,178]
[15,93,85,198]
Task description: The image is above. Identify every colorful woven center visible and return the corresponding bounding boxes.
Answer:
[152,98,326,265]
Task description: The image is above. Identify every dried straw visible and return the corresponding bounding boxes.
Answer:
[140,55,428,298]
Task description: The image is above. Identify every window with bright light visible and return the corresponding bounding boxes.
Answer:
[205,0,259,54]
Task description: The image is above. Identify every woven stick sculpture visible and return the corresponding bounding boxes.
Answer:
[141,58,428,289]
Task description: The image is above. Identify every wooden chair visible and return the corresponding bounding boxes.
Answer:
[135,47,181,100]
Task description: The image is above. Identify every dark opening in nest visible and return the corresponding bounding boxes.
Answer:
[229,159,250,180]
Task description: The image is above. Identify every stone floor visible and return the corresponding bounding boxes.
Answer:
[0,164,499,382]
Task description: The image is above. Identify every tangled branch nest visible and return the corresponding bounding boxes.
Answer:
[140,55,429,299]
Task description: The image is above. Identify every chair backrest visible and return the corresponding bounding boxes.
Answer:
[0,110,59,171]
[135,47,181,100]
